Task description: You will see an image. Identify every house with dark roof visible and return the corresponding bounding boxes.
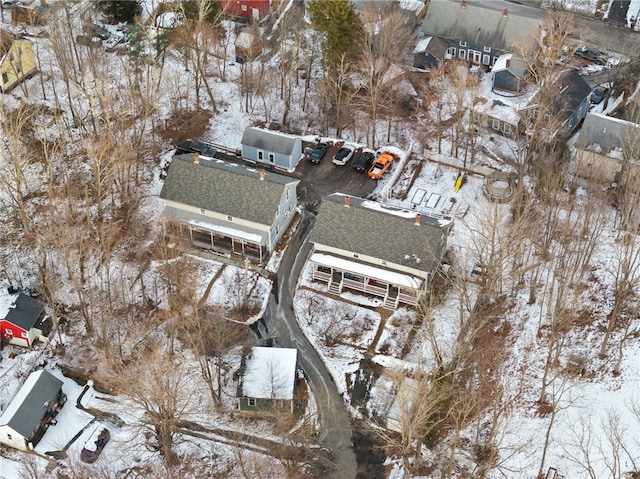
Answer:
[241,127,303,172]
[575,113,640,188]
[236,347,299,416]
[160,155,299,263]
[0,292,50,348]
[0,370,66,451]
[420,0,543,68]
[307,194,452,309]
[413,36,450,71]
[524,69,592,137]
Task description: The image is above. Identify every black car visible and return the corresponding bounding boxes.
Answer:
[590,85,609,104]
[574,46,606,65]
[175,139,217,157]
[80,428,110,463]
[353,151,375,173]
[308,142,329,163]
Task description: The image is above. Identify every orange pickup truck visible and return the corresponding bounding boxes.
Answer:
[367,152,396,180]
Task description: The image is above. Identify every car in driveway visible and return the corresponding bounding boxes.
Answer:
[590,85,609,104]
[574,46,606,65]
[353,151,375,173]
[367,152,396,180]
[308,142,329,163]
[332,144,356,165]
[80,427,110,463]
[175,139,217,157]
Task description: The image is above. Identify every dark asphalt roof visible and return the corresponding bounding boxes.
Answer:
[308,194,450,274]
[4,293,43,331]
[241,127,300,155]
[160,155,299,225]
[421,0,541,51]
[551,70,592,121]
[2,370,63,440]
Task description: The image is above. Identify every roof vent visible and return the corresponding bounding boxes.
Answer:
[414,213,421,226]
[344,195,351,207]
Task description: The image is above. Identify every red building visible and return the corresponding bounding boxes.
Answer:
[218,0,271,20]
[0,292,50,348]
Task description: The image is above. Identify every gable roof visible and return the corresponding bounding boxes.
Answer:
[241,127,300,156]
[492,53,528,76]
[576,113,640,159]
[1,293,43,331]
[421,0,542,51]
[0,370,63,439]
[551,69,592,121]
[414,36,450,58]
[160,156,298,225]
[241,347,297,400]
[308,194,451,274]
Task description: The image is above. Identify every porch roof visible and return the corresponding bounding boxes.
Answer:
[310,253,423,289]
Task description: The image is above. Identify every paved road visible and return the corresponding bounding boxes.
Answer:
[260,209,358,479]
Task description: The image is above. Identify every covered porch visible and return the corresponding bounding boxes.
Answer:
[309,253,425,309]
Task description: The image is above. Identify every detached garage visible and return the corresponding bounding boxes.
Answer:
[241,127,303,172]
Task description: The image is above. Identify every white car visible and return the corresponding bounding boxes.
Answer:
[332,144,356,166]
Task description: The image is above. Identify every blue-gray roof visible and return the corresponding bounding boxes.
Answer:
[308,194,450,274]
[241,127,301,156]
[5,293,43,331]
[421,0,542,51]
[160,155,299,226]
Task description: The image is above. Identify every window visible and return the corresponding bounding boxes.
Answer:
[1,72,7,84]
[9,53,14,61]
[484,46,491,52]
[15,64,21,74]
[458,50,466,60]
[248,398,256,406]
[459,41,467,47]
[503,124,512,135]
[21,332,28,338]
[491,118,500,130]
[5,329,13,336]
[492,56,498,66]
[446,47,455,58]
[241,4,248,11]
[471,50,481,63]
[483,54,491,65]
[268,153,275,164]
[227,216,233,222]
[257,151,264,161]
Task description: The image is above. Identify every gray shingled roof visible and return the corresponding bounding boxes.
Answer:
[5,293,43,331]
[308,194,450,273]
[241,127,300,156]
[577,113,640,158]
[421,0,541,51]
[3,370,62,439]
[160,156,298,225]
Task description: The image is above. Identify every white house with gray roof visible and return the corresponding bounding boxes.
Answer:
[307,194,452,309]
[160,155,299,263]
[241,127,303,172]
[0,370,66,451]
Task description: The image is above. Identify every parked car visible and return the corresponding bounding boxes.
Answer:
[332,144,356,166]
[2,0,24,9]
[175,139,217,157]
[590,85,609,104]
[353,151,376,173]
[367,152,395,180]
[308,142,329,163]
[80,427,110,463]
[574,46,606,65]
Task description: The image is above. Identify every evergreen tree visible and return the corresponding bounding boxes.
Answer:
[307,0,362,69]
[180,0,221,24]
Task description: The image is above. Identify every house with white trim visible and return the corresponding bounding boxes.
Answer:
[307,193,452,309]
[160,155,299,263]
[240,127,303,172]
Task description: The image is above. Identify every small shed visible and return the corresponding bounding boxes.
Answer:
[235,31,262,61]
[413,36,450,71]
[237,347,298,416]
[240,127,303,171]
[492,53,528,93]
[0,370,66,451]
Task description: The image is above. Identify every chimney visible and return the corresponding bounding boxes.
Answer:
[557,78,563,89]
[344,195,351,207]
[461,0,466,8]
[506,58,510,68]
[503,8,508,16]
[193,153,200,164]
[259,169,266,180]
[414,213,421,226]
